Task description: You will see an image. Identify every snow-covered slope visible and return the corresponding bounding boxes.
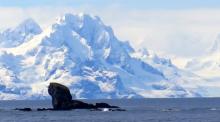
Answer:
[131,49,208,97]
[185,36,220,96]
[185,36,220,80]
[0,19,42,48]
[0,13,207,99]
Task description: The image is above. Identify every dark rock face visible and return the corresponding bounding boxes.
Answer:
[95,103,119,108]
[48,83,73,110]
[48,82,122,110]
[71,100,96,109]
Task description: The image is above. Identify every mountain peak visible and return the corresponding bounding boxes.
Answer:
[56,13,102,30]
[61,13,100,22]
[209,34,220,53]
[16,18,42,34]
[0,18,42,48]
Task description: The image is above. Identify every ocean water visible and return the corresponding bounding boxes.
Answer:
[0,98,220,122]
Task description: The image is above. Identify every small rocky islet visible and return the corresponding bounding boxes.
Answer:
[15,82,125,112]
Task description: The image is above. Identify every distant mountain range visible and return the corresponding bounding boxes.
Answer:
[185,35,220,96]
[0,13,211,99]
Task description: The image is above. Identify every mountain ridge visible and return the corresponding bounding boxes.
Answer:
[0,13,208,99]
[0,18,42,48]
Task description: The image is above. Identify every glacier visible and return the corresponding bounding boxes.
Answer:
[0,13,209,99]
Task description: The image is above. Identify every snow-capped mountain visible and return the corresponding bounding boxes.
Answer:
[185,36,220,79]
[209,35,220,53]
[0,13,208,99]
[131,49,208,97]
[0,19,42,48]
[185,36,220,96]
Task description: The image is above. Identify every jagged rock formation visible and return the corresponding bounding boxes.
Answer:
[15,82,122,111]
[48,82,119,110]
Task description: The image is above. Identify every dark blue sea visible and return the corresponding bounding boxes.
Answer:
[0,98,220,122]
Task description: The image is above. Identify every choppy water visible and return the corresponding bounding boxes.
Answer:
[0,98,220,122]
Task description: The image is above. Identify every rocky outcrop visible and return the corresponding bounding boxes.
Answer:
[14,82,124,111]
[48,82,122,110]
[48,83,73,110]
[95,103,119,108]
[15,108,32,111]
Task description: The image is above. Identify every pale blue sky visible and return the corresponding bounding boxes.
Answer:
[1,0,220,9]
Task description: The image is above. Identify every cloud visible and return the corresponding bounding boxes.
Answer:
[103,9,220,57]
[0,7,220,58]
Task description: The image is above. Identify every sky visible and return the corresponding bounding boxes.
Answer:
[1,0,220,9]
[0,0,220,63]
